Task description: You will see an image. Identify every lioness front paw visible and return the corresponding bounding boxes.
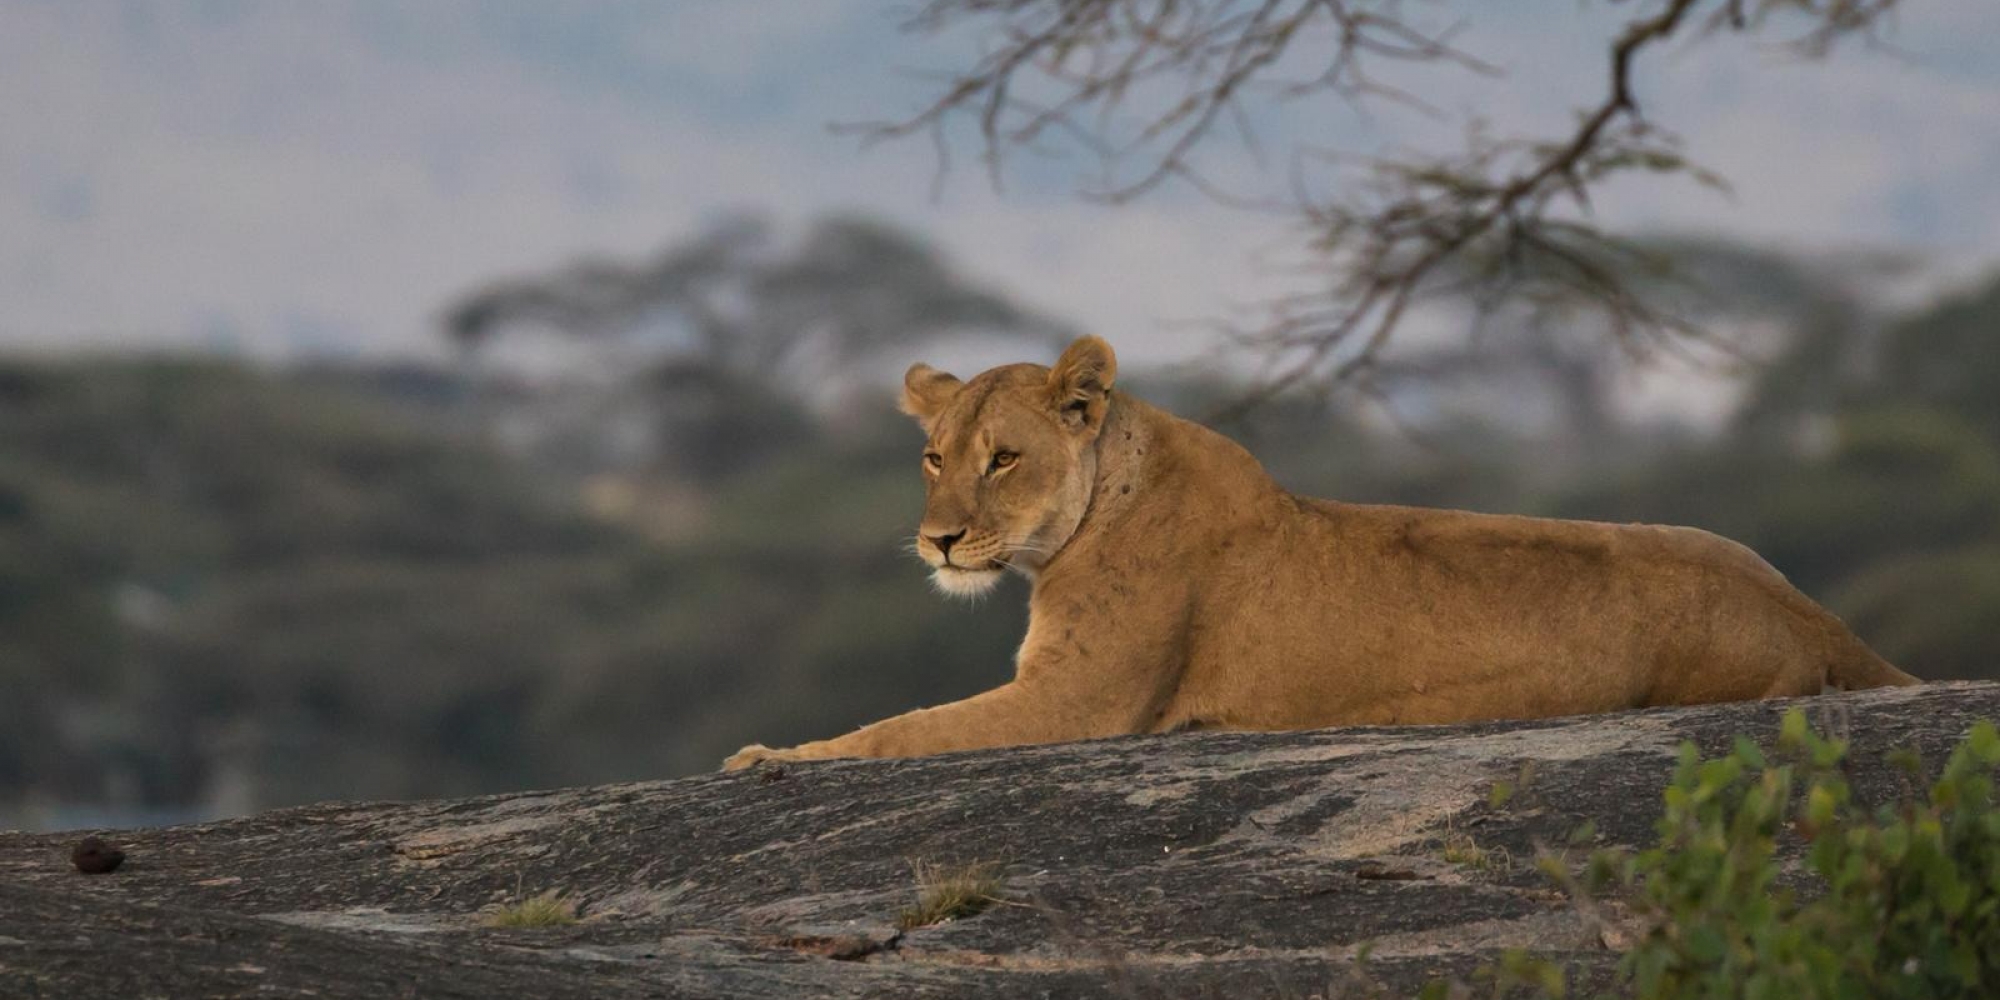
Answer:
[722,743,795,771]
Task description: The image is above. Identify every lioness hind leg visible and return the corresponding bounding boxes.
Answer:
[1763,662,1830,699]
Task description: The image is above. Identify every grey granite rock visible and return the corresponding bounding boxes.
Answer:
[1,682,1990,999]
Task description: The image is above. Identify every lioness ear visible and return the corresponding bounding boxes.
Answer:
[900,363,963,430]
[1047,335,1117,434]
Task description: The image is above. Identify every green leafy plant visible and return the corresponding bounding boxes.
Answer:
[1431,710,2000,999]
[1616,712,2000,1000]
[1616,710,2000,999]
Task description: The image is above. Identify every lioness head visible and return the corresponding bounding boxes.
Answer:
[899,336,1118,598]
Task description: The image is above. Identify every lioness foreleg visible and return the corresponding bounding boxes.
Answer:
[722,574,1187,770]
[720,674,1156,770]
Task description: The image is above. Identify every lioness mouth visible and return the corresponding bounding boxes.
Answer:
[943,557,1003,572]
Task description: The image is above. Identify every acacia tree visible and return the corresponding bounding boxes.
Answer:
[441,214,1074,478]
[445,214,1072,384]
[859,0,1901,409]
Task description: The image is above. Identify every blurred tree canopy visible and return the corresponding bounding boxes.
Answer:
[0,356,1019,826]
[446,214,1072,381]
[3,229,1994,829]
[441,214,1073,481]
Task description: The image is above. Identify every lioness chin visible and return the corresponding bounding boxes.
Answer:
[722,336,1918,770]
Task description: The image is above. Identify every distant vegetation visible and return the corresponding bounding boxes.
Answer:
[0,356,1019,825]
[3,238,1998,828]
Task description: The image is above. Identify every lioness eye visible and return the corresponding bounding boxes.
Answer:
[989,451,1018,473]
[923,452,943,473]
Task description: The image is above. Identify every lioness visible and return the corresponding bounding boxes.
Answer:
[722,336,1917,770]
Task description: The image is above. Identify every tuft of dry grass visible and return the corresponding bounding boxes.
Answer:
[896,860,1005,930]
[1433,812,1514,874]
[484,889,579,929]
[1438,829,1513,873]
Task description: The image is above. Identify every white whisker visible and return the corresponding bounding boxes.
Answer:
[999,561,1038,581]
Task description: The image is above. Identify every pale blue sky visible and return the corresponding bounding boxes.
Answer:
[3,0,1995,368]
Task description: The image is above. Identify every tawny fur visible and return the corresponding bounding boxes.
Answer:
[722,337,1918,770]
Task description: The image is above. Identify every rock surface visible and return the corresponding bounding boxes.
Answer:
[2,682,1995,999]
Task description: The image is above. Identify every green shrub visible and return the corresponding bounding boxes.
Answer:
[1438,711,2000,1000]
[1614,710,2000,999]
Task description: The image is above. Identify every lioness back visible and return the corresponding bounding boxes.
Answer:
[1167,500,1876,731]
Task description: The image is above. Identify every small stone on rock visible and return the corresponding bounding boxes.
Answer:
[71,836,126,874]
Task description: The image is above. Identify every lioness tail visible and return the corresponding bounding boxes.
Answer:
[1829,642,1921,690]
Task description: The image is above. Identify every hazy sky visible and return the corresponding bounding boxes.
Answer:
[4,0,1996,369]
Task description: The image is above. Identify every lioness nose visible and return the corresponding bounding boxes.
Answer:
[926,529,966,557]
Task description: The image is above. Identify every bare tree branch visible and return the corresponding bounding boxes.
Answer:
[856,0,1902,412]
